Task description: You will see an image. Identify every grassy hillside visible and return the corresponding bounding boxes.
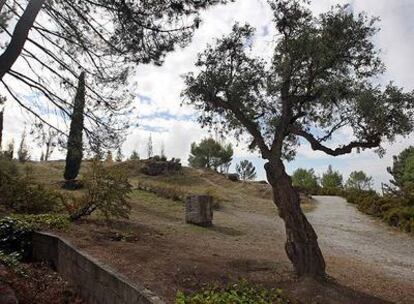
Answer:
[23,160,314,214]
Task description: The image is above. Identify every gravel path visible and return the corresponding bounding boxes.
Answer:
[308,196,414,282]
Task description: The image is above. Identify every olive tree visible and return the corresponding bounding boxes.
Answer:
[183,0,414,277]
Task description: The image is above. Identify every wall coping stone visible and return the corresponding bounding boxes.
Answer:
[32,231,165,304]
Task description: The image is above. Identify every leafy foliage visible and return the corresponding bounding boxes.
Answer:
[387,146,414,194]
[0,216,33,259]
[176,281,290,304]
[0,214,68,259]
[292,168,319,193]
[64,73,86,181]
[189,138,233,172]
[0,152,18,176]
[130,150,140,160]
[70,161,132,221]
[346,171,373,191]
[0,250,26,276]
[321,165,343,190]
[236,160,257,181]
[344,190,414,233]
[0,164,64,214]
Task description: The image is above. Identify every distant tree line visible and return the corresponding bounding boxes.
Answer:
[292,166,373,194]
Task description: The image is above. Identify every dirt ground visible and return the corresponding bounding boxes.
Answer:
[42,167,413,304]
[0,263,84,304]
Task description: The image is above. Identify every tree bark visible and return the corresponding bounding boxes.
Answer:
[0,0,46,80]
[265,160,326,278]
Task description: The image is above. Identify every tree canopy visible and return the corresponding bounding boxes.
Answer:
[292,168,318,192]
[188,138,233,172]
[346,170,373,191]
[183,1,414,162]
[321,165,343,189]
[387,146,414,193]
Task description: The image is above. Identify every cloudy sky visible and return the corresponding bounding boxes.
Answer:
[3,0,414,189]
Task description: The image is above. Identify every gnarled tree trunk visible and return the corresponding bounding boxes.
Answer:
[265,160,326,278]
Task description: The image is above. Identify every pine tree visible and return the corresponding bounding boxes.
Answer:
[64,72,86,180]
[188,138,233,172]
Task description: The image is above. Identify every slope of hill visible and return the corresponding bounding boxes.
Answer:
[8,160,410,303]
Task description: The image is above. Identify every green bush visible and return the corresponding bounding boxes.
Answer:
[0,217,33,259]
[0,250,26,275]
[0,167,64,214]
[0,214,69,259]
[342,189,414,233]
[0,154,18,177]
[70,161,132,221]
[176,281,290,304]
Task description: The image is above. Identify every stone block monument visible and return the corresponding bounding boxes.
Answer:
[185,195,213,227]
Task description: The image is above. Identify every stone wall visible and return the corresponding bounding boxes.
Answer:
[32,232,165,304]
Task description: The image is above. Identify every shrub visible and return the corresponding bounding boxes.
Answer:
[292,168,319,193]
[141,158,182,176]
[0,251,26,275]
[0,166,64,214]
[176,281,290,304]
[0,215,69,259]
[70,161,132,221]
[0,154,18,177]
[136,181,186,202]
[0,217,33,259]
[342,189,414,234]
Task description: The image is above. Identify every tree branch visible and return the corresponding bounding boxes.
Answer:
[0,0,46,80]
[290,125,381,156]
[211,96,271,158]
